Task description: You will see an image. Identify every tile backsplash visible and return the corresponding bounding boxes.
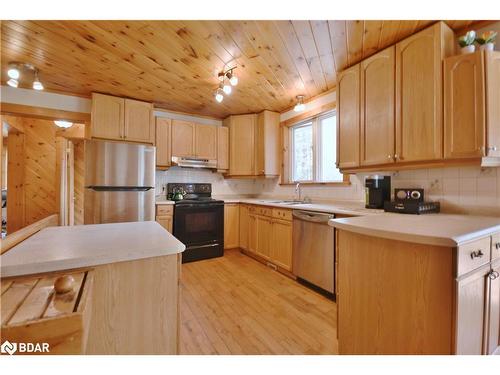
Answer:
[156,166,500,217]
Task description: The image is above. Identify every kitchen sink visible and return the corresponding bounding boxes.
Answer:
[260,200,309,205]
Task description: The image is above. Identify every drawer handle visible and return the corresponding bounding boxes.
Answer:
[489,271,500,280]
[495,242,500,250]
[470,250,484,259]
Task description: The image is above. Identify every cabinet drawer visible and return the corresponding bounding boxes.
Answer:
[272,208,292,221]
[156,205,173,216]
[457,237,491,276]
[256,206,272,217]
[492,233,500,261]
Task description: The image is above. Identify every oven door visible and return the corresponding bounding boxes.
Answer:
[173,203,224,247]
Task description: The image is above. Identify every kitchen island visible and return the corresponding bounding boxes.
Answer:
[329,214,500,355]
[1,221,185,354]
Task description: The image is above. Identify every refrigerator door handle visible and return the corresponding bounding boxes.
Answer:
[87,186,154,192]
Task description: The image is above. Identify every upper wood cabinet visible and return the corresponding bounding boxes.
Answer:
[360,46,396,166]
[171,120,195,157]
[226,114,257,176]
[337,64,360,169]
[217,126,229,171]
[444,51,500,159]
[171,120,218,160]
[255,110,280,176]
[395,22,454,163]
[90,93,153,144]
[156,118,172,168]
[195,123,217,159]
[124,99,154,143]
[225,112,280,177]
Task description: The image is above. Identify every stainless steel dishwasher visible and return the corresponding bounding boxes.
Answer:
[292,210,335,295]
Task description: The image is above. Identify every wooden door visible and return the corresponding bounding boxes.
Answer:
[248,213,258,254]
[455,264,490,354]
[171,120,195,157]
[485,51,500,157]
[270,219,292,271]
[156,216,172,233]
[239,204,249,250]
[337,64,360,169]
[228,114,256,176]
[396,23,446,162]
[156,118,172,168]
[217,126,229,170]
[91,93,124,141]
[124,99,154,143]
[360,46,395,166]
[444,52,485,158]
[256,215,271,260]
[195,124,217,159]
[488,260,500,355]
[224,203,240,249]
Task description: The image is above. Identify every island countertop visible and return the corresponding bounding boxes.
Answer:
[0,221,185,278]
[329,213,500,247]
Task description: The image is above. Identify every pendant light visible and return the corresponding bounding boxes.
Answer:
[226,68,238,86]
[294,95,305,112]
[214,83,224,103]
[33,70,44,91]
[7,78,19,88]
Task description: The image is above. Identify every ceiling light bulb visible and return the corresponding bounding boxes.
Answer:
[33,79,44,91]
[7,78,18,88]
[294,103,305,112]
[223,83,232,95]
[229,75,238,86]
[294,95,305,112]
[215,88,224,103]
[54,120,73,128]
[7,68,20,79]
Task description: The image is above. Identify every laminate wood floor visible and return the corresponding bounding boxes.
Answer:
[180,249,338,354]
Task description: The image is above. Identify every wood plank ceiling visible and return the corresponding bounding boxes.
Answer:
[0,20,484,118]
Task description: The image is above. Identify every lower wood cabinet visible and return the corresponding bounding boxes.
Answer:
[256,215,272,260]
[155,204,173,233]
[224,203,240,249]
[239,204,249,250]
[488,259,500,354]
[270,219,292,270]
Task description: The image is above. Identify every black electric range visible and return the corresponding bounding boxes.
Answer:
[166,183,224,263]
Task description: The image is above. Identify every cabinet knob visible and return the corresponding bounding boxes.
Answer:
[394,154,399,159]
[388,155,392,159]
[488,146,498,151]
[54,275,75,294]
[489,271,499,280]
[495,242,500,250]
[470,249,484,259]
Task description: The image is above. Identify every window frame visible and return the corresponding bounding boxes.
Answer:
[284,109,349,186]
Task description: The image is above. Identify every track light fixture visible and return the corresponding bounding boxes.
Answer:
[5,62,44,91]
[214,66,239,103]
[294,95,306,112]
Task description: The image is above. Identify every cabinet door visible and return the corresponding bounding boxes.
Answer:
[195,124,217,159]
[270,219,292,271]
[444,52,485,158]
[256,216,271,260]
[455,264,490,354]
[228,114,256,175]
[224,204,240,249]
[488,260,500,355]
[337,64,360,169]
[256,110,280,176]
[91,93,124,140]
[396,23,443,162]
[156,215,172,233]
[360,46,395,166]
[217,126,229,170]
[156,118,172,168]
[124,99,154,143]
[485,51,500,157]
[239,204,249,250]
[248,214,258,254]
[171,120,195,157]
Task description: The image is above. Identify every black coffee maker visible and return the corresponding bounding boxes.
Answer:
[365,175,391,209]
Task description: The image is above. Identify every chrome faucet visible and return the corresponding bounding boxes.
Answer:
[295,182,301,202]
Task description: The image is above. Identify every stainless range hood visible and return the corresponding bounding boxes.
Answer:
[171,156,217,169]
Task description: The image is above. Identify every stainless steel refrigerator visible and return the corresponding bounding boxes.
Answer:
[84,140,155,224]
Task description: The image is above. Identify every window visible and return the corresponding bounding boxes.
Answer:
[289,111,343,183]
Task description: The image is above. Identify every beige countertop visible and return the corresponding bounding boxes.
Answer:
[1,221,185,278]
[329,213,500,247]
[155,198,175,205]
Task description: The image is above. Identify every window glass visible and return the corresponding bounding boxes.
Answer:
[319,114,343,182]
[292,123,313,181]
